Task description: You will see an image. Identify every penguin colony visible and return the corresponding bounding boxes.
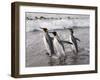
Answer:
[41,27,80,65]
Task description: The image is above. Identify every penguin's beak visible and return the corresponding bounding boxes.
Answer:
[68,28,73,32]
[51,32,56,36]
[49,30,55,33]
[68,28,72,30]
[39,27,43,29]
[49,32,53,33]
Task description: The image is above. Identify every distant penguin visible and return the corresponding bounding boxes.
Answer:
[68,28,80,56]
[41,28,54,57]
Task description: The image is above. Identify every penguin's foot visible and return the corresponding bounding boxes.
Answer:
[59,56,66,65]
[71,55,78,59]
[48,60,55,66]
[45,52,51,57]
[64,55,67,60]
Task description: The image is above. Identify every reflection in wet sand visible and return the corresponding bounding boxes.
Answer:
[26,28,89,67]
[47,48,89,66]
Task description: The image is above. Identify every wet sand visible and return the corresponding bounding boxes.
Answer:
[26,28,89,67]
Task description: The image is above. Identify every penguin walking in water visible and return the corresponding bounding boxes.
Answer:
[68,28,80,57]
[52,31,72,64]
[40,28,55,57]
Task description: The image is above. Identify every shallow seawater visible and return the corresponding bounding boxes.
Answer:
[26,28,89,67]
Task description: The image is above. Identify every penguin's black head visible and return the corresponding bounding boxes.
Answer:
[68,28,74,34]
[52,32,57,36]
[40,28,48,32]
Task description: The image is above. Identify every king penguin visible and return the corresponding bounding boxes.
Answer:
[68,28,80,56]
[52,31,67,64]
[52,31,72,57]
[41,28,55,57]
[52,32,65,57]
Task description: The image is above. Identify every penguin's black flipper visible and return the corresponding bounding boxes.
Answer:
[75,38,80,42]
[61,40,73,44]
[50,37,54,40]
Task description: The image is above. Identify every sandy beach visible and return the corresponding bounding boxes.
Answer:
[26,28,89,67]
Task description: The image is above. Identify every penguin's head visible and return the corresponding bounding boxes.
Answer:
[68,28,74,34]
[40,28,48,32]
[52,32,57,36]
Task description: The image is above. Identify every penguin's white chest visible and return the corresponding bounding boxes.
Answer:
[69,35,76,50]
[53,37,65,57]
[69,35,72,43]
[43,36,50,53]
